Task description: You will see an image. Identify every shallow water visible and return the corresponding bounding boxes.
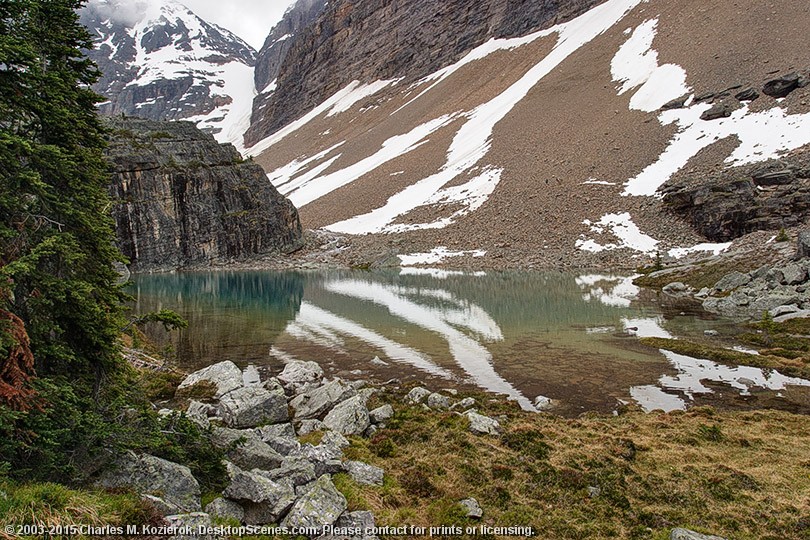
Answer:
[130,269,810,415]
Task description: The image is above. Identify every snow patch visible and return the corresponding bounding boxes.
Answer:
[668,242,731,259]
[399,247,487,266]
[576,212,659,254]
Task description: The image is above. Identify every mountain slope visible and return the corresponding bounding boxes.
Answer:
[247,0,810,269]
[80,0,256,146]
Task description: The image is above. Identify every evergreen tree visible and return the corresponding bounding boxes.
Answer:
[0,0,127,479]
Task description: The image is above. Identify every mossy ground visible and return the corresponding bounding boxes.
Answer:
[334,389,810,540]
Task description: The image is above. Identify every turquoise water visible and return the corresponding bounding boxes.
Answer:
[130,269,810,415]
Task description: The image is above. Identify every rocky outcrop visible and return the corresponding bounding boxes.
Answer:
[661,149,810,242]
[245,0,605,146]
[106,118,302,271]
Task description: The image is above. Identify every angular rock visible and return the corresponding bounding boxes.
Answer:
[278,360,324,391]
[204,498,245,523]
[700,101,734,121]
[661,94,689,110]
[186,400,212,429]
[460,498,483,519]
[219,384,289,428]
[662,281,691,296]
[96,452,201,512]
[670,528,727,540]
[713,271,750,292]
[796,230,810,260]
[166,512,215,540]
[222,463,295,524]
[335,511,377,537]
[368,404,394,424]
[465,411,501,435]
[258,458,317,488]
[778,262,806,285]
[452,397,477,411]
[243,487,296,526]
[762,72,800,98]
[298,419,326,435]
[426,392,451,409]
[734,87,759,101]
[771,304,801,317]
[290,379,357,420]
[255,423,297,440]
[314,459,346,477]
[299,430,351,464]
[323,396,370,436]
[262,435,301,456]
[210,427,284,470]
[405,387,431,404]
[177,360,243,400]
[281,475,347,534]
[345,461,384,486]
[773,309,810,323]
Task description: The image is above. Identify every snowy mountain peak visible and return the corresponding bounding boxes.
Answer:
[80,0,256,147]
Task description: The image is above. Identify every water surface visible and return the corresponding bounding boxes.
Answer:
[131,269,810,415]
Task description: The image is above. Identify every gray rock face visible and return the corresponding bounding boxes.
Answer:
[670,528,727,540]
[106,118,302,272]
[345,461,384,486]
[281,475,348,533]
[204,498,245,523]
[713,272,750,292]
[661,149,810,242]
[460,498,483,519]
[223,463,289,506]
[796,230,810,259]
[778,262,807,285]
[298,419,326,435]
[278,360,325,391]
[323,396,371,435]
[165,512,215,540]
[258,458,317,488]
[256,423,297,440]
[465,411,501,436]
[405,387,431,404]
[96,452,201,512]
[185,400,213,429]
[426,393,451,409]
[210,427,285,470]
[368,404,394,424]
[762,72,800,98]
[245,0,604,146]
[290,379,357,420]
[219,384,289,428]
[177,361,243,400]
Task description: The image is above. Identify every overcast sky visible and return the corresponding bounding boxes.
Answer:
[182,0,298,49]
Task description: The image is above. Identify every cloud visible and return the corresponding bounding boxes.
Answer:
[84,0,150,28]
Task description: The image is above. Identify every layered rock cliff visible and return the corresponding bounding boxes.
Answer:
[106,118,302,272]
[244,0,604,146]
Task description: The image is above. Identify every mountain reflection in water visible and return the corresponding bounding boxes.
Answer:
[131,269,810,415]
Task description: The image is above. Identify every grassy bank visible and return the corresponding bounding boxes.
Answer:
[335,390,810,540]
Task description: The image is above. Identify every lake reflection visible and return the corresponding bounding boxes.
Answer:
[131,269,810,415]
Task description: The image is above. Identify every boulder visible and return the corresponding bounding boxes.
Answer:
[96,452,201,512]
[452,397,477,411]
[300,431,351,463]
[277,360,324,391]
[734,87,759,101]
[771,304,801,317]
[262,435,301,456]
[713,271,750,292]
[186,400,213,429]
[314,459,346,477]
[290,379,357,420]
[777,262,807,285]
[219,384,289,428]
[204,498,245,523]
[255,423,297,440]
[165,512,215,540]
[660,94,689,110]
[368,404,394,424]
[298,419,326,435]
[142,494,183,517]
[796,230,810,260]
[405,387,431,404]
[426,393,451,409]
[281,475,348,534]
[176,360,243,400]
[700,101,735,121]
[210,427,284,470]
[222,463,295,524]
[460,498,483,519]
[762,72,800,98]
[465,411,501,435]
[345,461,384,486]
[774,309,810,323]
[323,396,370,436]
[257,458,317,488]
[670,528,727,540]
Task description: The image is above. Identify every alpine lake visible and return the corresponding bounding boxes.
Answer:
[129,268,810,416]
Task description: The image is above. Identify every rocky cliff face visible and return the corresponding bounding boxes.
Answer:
[106,118,302,272]
[244,0,604,146]
[80,0,257,146]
